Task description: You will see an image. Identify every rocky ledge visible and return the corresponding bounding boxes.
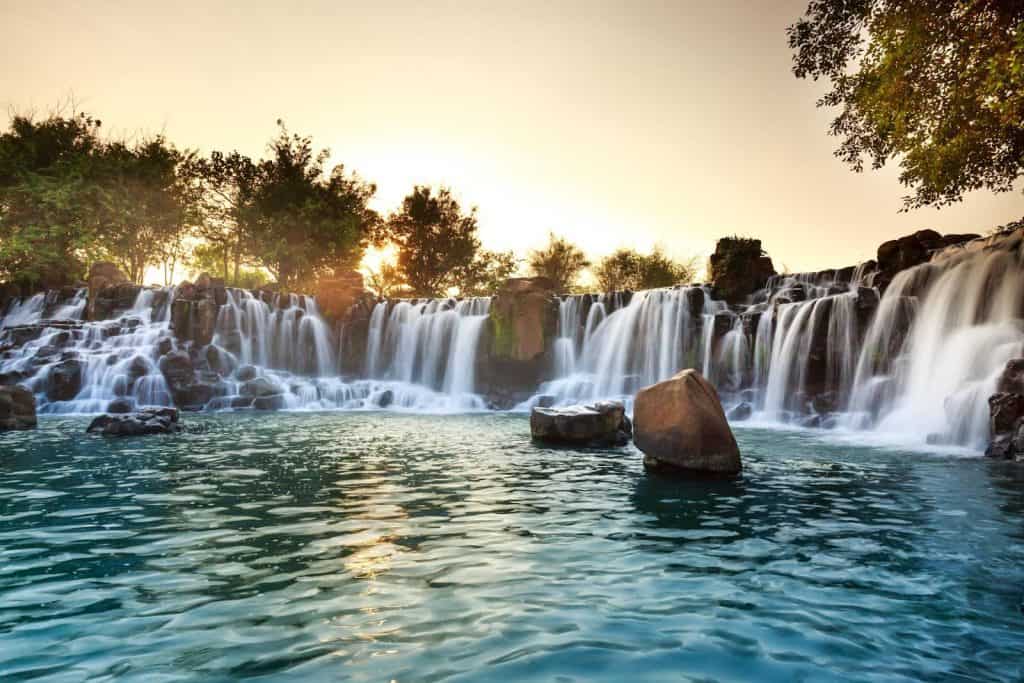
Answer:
[87,407,183,437]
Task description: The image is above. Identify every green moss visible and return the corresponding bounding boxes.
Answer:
[489,307,518,359]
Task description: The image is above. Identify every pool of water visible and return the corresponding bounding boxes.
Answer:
[1,413,1023,682]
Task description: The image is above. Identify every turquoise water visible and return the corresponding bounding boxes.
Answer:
[1,413,1022,682]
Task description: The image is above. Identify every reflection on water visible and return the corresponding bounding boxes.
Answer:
[1,414,1022,681]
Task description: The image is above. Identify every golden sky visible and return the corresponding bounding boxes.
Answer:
[2,0,1022,276]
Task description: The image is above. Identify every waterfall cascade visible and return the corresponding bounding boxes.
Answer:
[1,229,1021,449]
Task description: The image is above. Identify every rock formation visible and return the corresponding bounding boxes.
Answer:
[709,237,776,303]
[634,369,742,474]
[0,385,36,430]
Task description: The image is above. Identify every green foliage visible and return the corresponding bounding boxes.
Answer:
[247,122,378,290]
[789,1,1024,208]
[527,232,589,293]
[593,246,696,292]
[365,262,407,298]
[455,249,519,297]
[378,186,484,297]
[190,242,269,289]
[0,113,105,288]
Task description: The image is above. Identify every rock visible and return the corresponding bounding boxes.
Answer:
[376,389,394,408]
[634,369,742,475]
[251,394,286,410]
[239,376,280,398]
[86,262,129,319]
[45,359,83,402]
[86,407,182,436]
[0,385,36,430]
[727,402,753,421]
[158,350,212,410]
[489,277,557,362]
[106,397,134,413]
[535,394,557,408]
[235,365,258,382]
[986,391,1024,460]
[996,358,1024,395]
[480,277,558,397]
[530,400,630,447]
[709,238,776,303]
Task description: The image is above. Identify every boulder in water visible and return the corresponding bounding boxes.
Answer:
[530,400,631,447]
[0,385,36,430]
[634,370,742,475]
[252,394,286,410]
[236,365,259,382]
[87,407,182,437]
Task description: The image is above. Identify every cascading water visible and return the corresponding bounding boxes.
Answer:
[846,235,1024,448]
[532,287,716,406]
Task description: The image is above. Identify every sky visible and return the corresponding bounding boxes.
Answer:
[2,0,1022,277]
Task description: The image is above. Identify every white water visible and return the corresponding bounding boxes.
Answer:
[2,231,1021,448]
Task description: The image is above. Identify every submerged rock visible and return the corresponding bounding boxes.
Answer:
[727,402,752,421]
[530,400,631,447]
[86,407,182,436]
[0,385,37,430]
[634,370,742,475]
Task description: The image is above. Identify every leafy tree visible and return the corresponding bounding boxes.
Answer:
[190,242,270,289]
[527,232,589,293]
[0,112,105,288]
[454,249,519,297]
[379,185,483,297]
[788,0,1024,208]
[186,150,259,283]
[365,261,406,298]
[593,247,696,292]
[93,136,198,284]
[249,122,377,289]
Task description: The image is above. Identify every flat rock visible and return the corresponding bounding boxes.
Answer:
[530,400,631,447]
[87,407,182,437]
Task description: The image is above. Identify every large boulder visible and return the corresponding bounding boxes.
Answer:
[873,230,979,291]
[709,237,776,303]
[158,350,213,410]
[45,359,83,402]
[530,400,632,447]
[0,385,36,430]
[170,298,218,347]
[239,376,281,398]
[86,407,182,437]
[634,369,742,475]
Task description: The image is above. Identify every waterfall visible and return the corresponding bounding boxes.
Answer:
[847,239,1024,447]
[533,287,712,406]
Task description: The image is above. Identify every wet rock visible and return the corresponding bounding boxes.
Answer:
[236,365,258,382]
[481,277,558,395]
[535,394,557,408]
[376,389,395,408]
[530,400,630,447]
[106,397,134,413]
[0,385,36,430]
[634,369,741,475]
[997,358,1024,395]
[727,402,753,421]
[252,394,287,410]
[45,359,83,401]
[986,392,1024,461]
[86,407,182,436]
[239,376,280,398]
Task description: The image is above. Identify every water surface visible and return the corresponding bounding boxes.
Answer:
[1,414,1023,681]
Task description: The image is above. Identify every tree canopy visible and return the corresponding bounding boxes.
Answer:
[788,0,1024,208]
[593,247,696,292]
[376,186,516,297]
[527,232,590,293]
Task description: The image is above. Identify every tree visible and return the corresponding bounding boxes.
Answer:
[365,261,406,298]
[249,122,377,289]
[187,150,259,284]
[454,249,519,297]
[527,232,589,293]
[93,136,197,284]
[788,0,1024,209]
[0,112,105,288]
[379,185,482,297]
[593,247,696,291]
